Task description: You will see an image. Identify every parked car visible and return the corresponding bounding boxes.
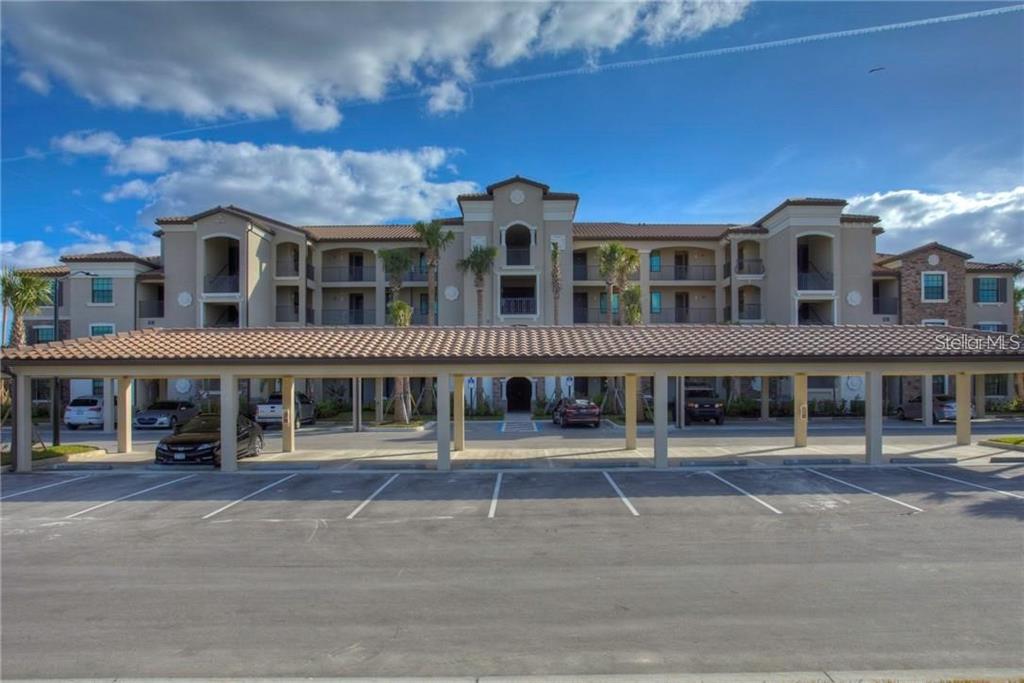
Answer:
[155,413,264,466]
[552,398,602,427]
[896,394,975,423]
[255,391,316,429]
[684,386,725,425]
[63,396,104,429]
[133,400,199,430]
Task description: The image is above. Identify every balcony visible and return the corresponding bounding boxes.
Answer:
[574,307,608,324]
[500,297,537,315]
[138,300,165,318]
[403,267,429,282]
[572,264,638,281]
[797,268,833,290]
[506,248,531,267]
[204,274,239,293]
[738,303,762,320]
[735,258,765,276]
[276,260,300,277]
[306,263,315,281]
[873,297,899,315]
[321,266,375,283]
[650,307,717,323]
[322,309,375,326]
[305,308,315,325]
[650,265,716,281]
[276,305,300,323]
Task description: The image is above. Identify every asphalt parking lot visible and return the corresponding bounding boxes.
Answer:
[2,463,1022,678]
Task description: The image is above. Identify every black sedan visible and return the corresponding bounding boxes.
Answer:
[155,414,264,467]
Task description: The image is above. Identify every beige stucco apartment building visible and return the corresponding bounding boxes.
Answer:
[21,175,1020,413]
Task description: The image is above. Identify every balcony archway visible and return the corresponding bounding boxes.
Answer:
[505,225,531,266]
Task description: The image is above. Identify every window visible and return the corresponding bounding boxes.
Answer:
[599,292,619,315]
[975,323,1008,332]
[90,324,115,336]
[418,293,429,315]
[921,272,947,302]
[650,291,662,314]
[974,277,1006,303]
[33,326,55,343]
[91,277,113,304]
[985,375,1008,396]
[649,250,661,273]
[932,375,948,395]
[921,319,946,326]
[91,379,104,396]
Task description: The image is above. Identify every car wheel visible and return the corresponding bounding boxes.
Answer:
[254,435,264,456]
[168,416,177,431]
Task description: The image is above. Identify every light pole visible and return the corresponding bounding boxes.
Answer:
[51,270,95,446]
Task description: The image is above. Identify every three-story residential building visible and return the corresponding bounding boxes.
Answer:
[20,175,1019,415]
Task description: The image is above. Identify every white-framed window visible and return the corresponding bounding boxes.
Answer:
[89,323,115,336]
[90,277,114,304]
[985,374,1009,397]
[921,319,947,326]
[32,325,55,343]
[975,322,1009,332]
[920,271,947,302]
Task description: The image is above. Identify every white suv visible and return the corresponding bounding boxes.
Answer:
[63,396,104,429]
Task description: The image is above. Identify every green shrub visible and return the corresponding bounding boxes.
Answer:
[316,400,345,419]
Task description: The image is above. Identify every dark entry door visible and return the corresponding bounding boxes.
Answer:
[506,377,532,412]
[573,292,588,323]
[349,293,364,324]
[349,252,364,281]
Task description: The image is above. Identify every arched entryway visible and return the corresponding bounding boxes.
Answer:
[506,377,532,412]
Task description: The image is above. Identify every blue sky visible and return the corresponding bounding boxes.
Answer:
[2,1,1022,267]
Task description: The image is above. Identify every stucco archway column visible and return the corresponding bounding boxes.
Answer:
[955,372,972,446]
[352,377,362,432]
[793,373,808,447]
[436,373,451,471]
[921,375,933,427]
[865,370,883,464]
[453,375,465,452]
[102,378,115,432]
[281,376,295,453]
[624,374,638,451]
[653,370,668,468]
[116,376,133,454]
[14,372,32,472]
[219,373,238,472]
[973,374,987,418]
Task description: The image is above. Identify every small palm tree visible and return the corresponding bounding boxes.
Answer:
[413,220,455,326]
[1,267,19,348]
[596,242,639,326]
[550,241,562,326]
[621,284,643,325]
[457,246,498,327]
[6,271,53,346]
[388,300,413,424]
[379,248,414,302]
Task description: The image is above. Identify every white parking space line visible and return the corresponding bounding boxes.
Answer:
[602,471,639,516]
[64,475,197,519]
[0,475,91,501]
[201,474,299,520]
[346,473,400,520]
[907,466,1024,500]
[488,472,503,519]
[703,471,783,515]
[805,468,923,513]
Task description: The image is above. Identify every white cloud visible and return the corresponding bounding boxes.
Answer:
[1,226,161,270]
[849,187,1024,264]
[3,1,749,130]
[51,131,477,226]
[426,80,469,115]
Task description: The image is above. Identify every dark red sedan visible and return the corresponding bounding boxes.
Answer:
[552,398,602,428]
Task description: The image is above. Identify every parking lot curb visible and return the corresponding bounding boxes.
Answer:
[47,463,114,471]
[990,455,1024,463]
[782,458,851,465]
[889,457,958,464]
[680,459,747,467]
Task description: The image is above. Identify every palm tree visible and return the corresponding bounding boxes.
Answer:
[412,220,455,327]
[621,284,643,325]
[379,248,414,306]
[388,300,413,424]
[550,241,562,326]
[1,267,19,348]
[457,246,497,411]
[7,272,53,346]
[596,242,640,326]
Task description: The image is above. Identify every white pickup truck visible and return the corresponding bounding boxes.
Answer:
[255,392,317,429]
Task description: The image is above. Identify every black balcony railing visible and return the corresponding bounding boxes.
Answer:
[276,260,299,277]
[650,265,716,281]
[572,264,638,281]
[650,307,717,323]
[797,266,833,290]
[798,307,830,325]
[138,300,164,318]
[403,267,429,282]
[204,274,239,293]
[322,309,375,325]
[506,248,531,266]
[500,297,537,315]
[276,305,300,323]
[738,303,762,320]
[321,266,375,283]
[735,258,765,275]
[873,297,899,315]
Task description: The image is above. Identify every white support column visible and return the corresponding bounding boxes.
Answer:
[352,377,363,432]
[375,377,384,423]
[219,373,238,472]
[974,374,987,418]
[760,376,770,421]
[921,375,933,427]
[102,378,115,432]
[675,375,685,428]
[15,372,32,472]
[864,370,883,464]
[955,372,971,446]
[625,374,638,450]
[793,373,808,448]
[116,376,133,454]
[374,249,387,325]
[436,373,451,471]
[653,370,668,468]
[453,375,465,452]
[281,376,295,453]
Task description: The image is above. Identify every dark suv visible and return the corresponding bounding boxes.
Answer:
[684,386,725,425]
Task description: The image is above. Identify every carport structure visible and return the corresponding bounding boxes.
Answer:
[4,325,1023,472]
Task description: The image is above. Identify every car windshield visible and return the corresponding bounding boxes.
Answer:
[69,398,99,407]
[687,390,716,399]
[265,394,283,405]
[572,400,593,406]
[935,395,953,401]
[147,402,181,410]
[179,416,220,433]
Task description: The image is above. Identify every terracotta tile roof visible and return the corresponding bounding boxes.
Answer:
[727,225,769,235]
[136,269,165,281]
[966,261,1023,273]
[872,267,899,277]
[155,205,298,235]
[840,213,881,224]
[60,250,155,267]
[458,175,579,202]
[875,241,974,265]
[572,223,733,240]
[16,264,70,277]
[754,198,848,226]
[5,325,1022,368]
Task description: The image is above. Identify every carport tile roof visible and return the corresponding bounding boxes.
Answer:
[4,325,1022,366]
